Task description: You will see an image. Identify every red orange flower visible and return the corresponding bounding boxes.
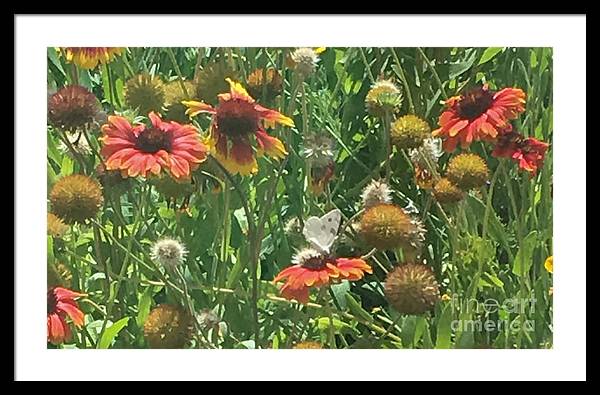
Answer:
[492,131,549,176]
[100,112,208,179]
[433,84,526,152]
[183,78,294,175]
[47,287,85,345]
[64,47,123,69]
[273,249,372,303]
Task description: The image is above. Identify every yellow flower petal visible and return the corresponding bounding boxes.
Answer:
[544,256,553,274]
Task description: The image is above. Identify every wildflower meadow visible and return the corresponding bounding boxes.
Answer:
[46,47,553,349]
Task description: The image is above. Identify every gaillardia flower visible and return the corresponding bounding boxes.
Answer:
[361,179,393,209]
[47,213,68,238]
[48,85,99,131]
[124,73,166,115]
[150,238,188,269]
[433,84,526,151]
[144,304,191,349]
[183,78,294,175]
[390,115,431,150]
[492,131,549,176]
[50,174,104,224]
[246,68,283,102]
[384,263,440,315]
[365,79,403,117]
[47,287,85,345]
[273,248,372,304]
[63,47,123,69]
[544,256,553,274]
[359,203,426,253]
[446,153,489,190]
[433,178,464,204]
[100,112,208,179]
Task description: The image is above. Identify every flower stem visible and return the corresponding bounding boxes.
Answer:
[358,47,375,84]
[390,48,416,113]
[166,47,189,97]
[416,47,448,100]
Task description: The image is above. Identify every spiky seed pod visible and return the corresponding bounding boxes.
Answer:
[433,178,465,204]
[290,48,320,76]
[95,163,132,198]
[49,174,104,224]
[360,179,393,209]
[47,213,69,238]
[48,85,99,131]
[143,304,192,349]
[246,68,283,102]
[390,115,431,150]
[47,261,73,288]
[150,238,188,269]
[359,203,426,252]
[446,153,489,190]
[151,175,195,200]
[163,80,197,124]
[293,341,323,349]
[124,73,165,115]
[384,263,440,315]
[194,62,238,105]
[365,79,403,117]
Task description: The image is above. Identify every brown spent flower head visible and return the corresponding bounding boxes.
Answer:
[390,115,431,150]
[163,80,197,124]
[47,212,69,238]
[365,79,403,117]
[293,341,323,349]
[48,85,100,131]
[246,68,283,102]
[124,73,166,115]
[446,153,489,190]
[384,263,440,315]
[433,178,465,204]
[360,203,426,252]
[360,179,393,209]
[194,62,238,105]
[144,304,192,349]
[50,174,104,224]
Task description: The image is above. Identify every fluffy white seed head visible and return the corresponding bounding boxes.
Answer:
[151,238,188,269]
[361,180,393,209]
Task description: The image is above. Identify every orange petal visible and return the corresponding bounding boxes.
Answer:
[183,100,216,117]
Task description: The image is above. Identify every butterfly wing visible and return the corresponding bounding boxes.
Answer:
[302,209,341,254]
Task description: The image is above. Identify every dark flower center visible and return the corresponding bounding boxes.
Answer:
[216,99,260,138]
[456,87,495,120]
[136,127,172,153]
[301,255,335,270]
[47,289,57,313]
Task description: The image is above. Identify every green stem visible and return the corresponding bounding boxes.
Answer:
[166,47,189,97]
[358,47,375,83]
[390,48,415,113]
[416,47,448,100]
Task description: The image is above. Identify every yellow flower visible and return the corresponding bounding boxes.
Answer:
[63,47,124,69]
[544,256,553,274]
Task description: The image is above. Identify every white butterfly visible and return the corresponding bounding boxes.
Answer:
[302,209,342,255]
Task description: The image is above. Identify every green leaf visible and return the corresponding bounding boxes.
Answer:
[136,288,153,327]
[47,236,54,265]
[60,155,73,177]
[449,50,478,79]
[512,231,538,276]
[47,47,65,75]
[226,245,247,289]
[98,317,130,349]
[331,281,350,310]
[478,47,504,65]
[316,317,350,331]
[345,293,373,323]
[435,303,453,349]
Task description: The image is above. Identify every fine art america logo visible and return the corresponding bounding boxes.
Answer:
[449,294,537,332]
